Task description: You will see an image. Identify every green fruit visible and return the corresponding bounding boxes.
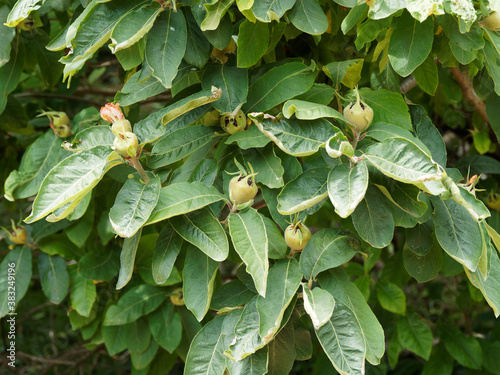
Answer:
[113,132,138,158]
[220,110,246,134]
[229,175,258,205]
[343,99,373,134]
[285,222,311,251]
[111,119,132,135]
[170,288,185,306]
[483,11,500,31]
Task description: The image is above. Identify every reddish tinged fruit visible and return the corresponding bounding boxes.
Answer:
[285,222,311,251]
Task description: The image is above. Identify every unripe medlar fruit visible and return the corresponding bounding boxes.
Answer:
[229,175,258,205]
[111,119,132,135]
[483,11,500,31]
[220,110,246,134]
[285,222,311,251]
[113,132,138,158]
[1,220,28,245]
[170,288,185,306]
[344,89,373,134]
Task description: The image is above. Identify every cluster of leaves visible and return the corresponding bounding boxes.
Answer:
[2,0,500,374]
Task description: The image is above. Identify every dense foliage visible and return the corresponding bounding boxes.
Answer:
[2,0,500,374]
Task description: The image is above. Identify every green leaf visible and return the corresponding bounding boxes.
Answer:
[373,178,428,218]
[282,100,344,121]
[61,0,149,81]
[78,245,120,282]
[358,88,412,130]
[115,40,144,71]
[244,62,317,113]
[388,11,433,77]
[115,66,165,107]
[0,39,24,115]
[108,3,162,53]
[226,346,268,375]
[294,83,335,105]
[237,19,270,68]
[145,9,187,88]
[163,87,221,125]
[438,324,483,369]
[328,162,369,218]
[432,196,482,272]
[131,339,158,369]
[405,221,433,255]
[185,315,226,375]
[262,215,288,259]
[183,245,219,321]
[277,167,329,215]
[116,229,142,290]
[102,324,128,355]
[376,280,406,315]
[465,249,500,317]
[0,246,32,317]
[228,208,269,297]
[397,315,433,360]
[294,326,313,360]
[403,240,443,282]
[250,114,336,157]
[0,7,15,65]
[315,301,366,375]
[147,181,226,225]
[364,137,444,184]
[170,208,229,262]
[148,126,216,168]
[412,105,447,168]
[243,145,284,189]
[252,0,295,23]
[211,279,256,311]
[38,253,69,304]
[438,14,484,51]
[413,55,438,95]
[422,342,454,375]
[103,284,167,326]
[256,259,302,340]
[267,322,296,375]
[184,8,211,68]
[302,284,335,330]
[483,35,500,97]
[202,64,248,113]
[69,265,96,318]
[201,0,235,31]
[288,0,327,35]
[123,318,151,353]
[323,59,364,89]
[450,41,477,65]
[151,224,182,285]
[5,0,42,27]
[300,229,358,280]
[367,0,405,19]
[320,269,385,364]
[226,297,266,361]
[148,302,182,353]
[352,185,394,249]
[226,124,271,149]
[25,146,120,223]
[64,126,114,152]
[109,174,161,238]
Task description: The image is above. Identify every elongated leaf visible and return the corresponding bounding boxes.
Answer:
[61,0,149,81]
[201,0,235,30]
[283,100,344,121]
[294,83,335,105]
[78,245,120,281]
[109,4,162,53]
[388,11,433,77]
[228,208,269,296]
[358,88,412,130]
[69,266,96,318]
[250,114,336,157]
[300,229,358,280]
[63,126,114,152]
[152,224,183,284]
[244,62,317,113]
[147,181,226,225]
[364,137,443,184]
[5,0,42,27]
[438,324,483,369]
[237,20,270,68]
[185,315,226,375]
[262,216,288,259]
[226,346,268,375]
[277,167,329,215]
[25,147,120,223]
[0,6,16,68]
[373,178,428,219]
[243,145,284,189]
[252,0,295,22]
[397,315,432,360]
[0,39,24,114]
[227,297,266,361]
[148,302,182,353]
[318,268,385,365]
[376,280,406,315]
[0,247,32,317]
[109,174,160,238]
[302,284,335,330]
[432,196,482,272]
[163,87,221,125]
[403,242,443,283]
[288,0,328,35]
[328,162,368,218]
[148,126,216,168]
[202,64,248,113]
[256,259,302,340]
[145,9,187,88]
[38,253,69,304]
[115,69,165,107]
[116,229,142,290]
[267,322,296,375]
[315,302,366,375]
[351,185,394,249]
[211,279,256,310]
[184,8,211,68]
[170,208,229,261]
[183,245,219,321]
[323,59,364,89]
[421,342,454,375]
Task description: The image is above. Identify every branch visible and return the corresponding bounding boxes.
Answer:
[400,76,418,95]
[449,67,489,124]
[15,93,101,107]
[16,352,74,366]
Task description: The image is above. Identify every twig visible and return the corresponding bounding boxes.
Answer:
[14,93,101,107]
[16,352,74,366]
[400,76,418,94]
[449,67,489,124]
[61,345,104,375]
